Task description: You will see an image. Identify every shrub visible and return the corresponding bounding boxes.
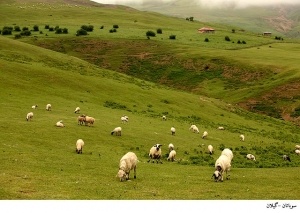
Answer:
[113,24,119,29]
[169,35,176,40]
[45,25,49,29]
[20,30,31,36]
[237,40,241,44]
[204,38,209,42]
[22,27,29,31]
[55,28,62,34]
[81,25,93,32]
[49,27,54,31]
[2,26,12,35]
[146,30,156,37]
[14,34,22,39]
[76,29,88,36]
[225,36,231,41]
[14,26,21,31]
[109,28,117,33]
[232,29,235,33]
[62,28,68,34]
[242,40,246,44]
[100,25,104,29]
[156,28,162,34]
[33,25,39,31]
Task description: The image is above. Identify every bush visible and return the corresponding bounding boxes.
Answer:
[2,26,12,35]
[169,35,176,40]
[109,28,117,33]
[242,40,246,44]
[113,24,119,29]
[100,25,104,29]
[49,27,54,31]
[232,29,235,33]
[204,38,209,42]
[33,25,39,31]
[76,29,88,36]
[22,27,29,31]
[157,28,162,34]
[14,26,21,31]
[45,25,49,29]
[81,25,93,32]
[225,36,231,41]
[237,40,241,44]
[62,28,68,34]
[146,30,156,37]
[55,28,62,34]
[14,34,22,39]
[20,30,31,36]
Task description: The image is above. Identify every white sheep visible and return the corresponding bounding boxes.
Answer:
[31,105,38,109]
[46,104,52,111]
[189,125,199,134]
[111,127,122,136]
[26,112,33,121]
[202,131,208,139]
[295,150,300,155]
[76,139,84,154]
[246,154,256,161]
[239,134,245,141]
[283,155,291,162]
[84,115,95,127]
[217,126,225,130]
[74,107,80,114]
[148,144,163,164]
[121,115,129,123]
[167,150,176,162]
[162,115,167,121]
[77,114,86,125]
[212,148,233,182]
[168,143,174,152]
[116,152,138,182]
[171,127,176,136]
[55,120,65,127]
[295,145,300,150]
[208,145,213,155]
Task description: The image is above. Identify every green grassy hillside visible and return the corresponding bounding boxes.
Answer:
[1,0,300,200]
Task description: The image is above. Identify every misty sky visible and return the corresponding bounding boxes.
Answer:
[91,0,300,8]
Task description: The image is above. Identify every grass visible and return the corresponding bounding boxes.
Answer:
[1,0,300,201]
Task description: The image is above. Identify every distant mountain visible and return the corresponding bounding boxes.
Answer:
[126,0,300,38]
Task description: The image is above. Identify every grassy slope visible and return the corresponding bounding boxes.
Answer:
[1,0,300,200]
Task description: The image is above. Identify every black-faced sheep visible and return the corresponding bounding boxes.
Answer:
[26,112,33,121]
[208,145,213,155]
[162,115,167,121]
[76,139,84,154]
[167,150,176,162]
[239,134,245,141]
[202,131,208,139]
[171,127,176,136]
[246,154,256,161]
[111,127,122,136]
[116,152,138,182]
[148,144,163,164]
[32,105,38,109]
[46,104,52,111]
[283,155,291,162]
[212,148,233,182]
[74,107,80,113]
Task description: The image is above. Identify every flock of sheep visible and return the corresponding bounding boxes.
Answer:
[26,106,300,182]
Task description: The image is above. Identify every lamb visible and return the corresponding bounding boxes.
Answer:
[167,150,176,162]
[189,125,199,134]
[74,107,80,114]
[32,105,38,109]
[295,150,300,155]
[46,104,52,111]
[168,143,174,152]
[121,115,129,123]
[111,127,122,136]
[26,112,33,121]
[171,127,176,136]
[148,144,163,164]
[217,126,225,130]
[84,115,95,127]
[202,131,208,139]
[116,152,138,182]
[76,139,84,154]
[212,148,233,182]
[208,145,213,155]
[239,134,245,141]
[55,120,65,127]
[295,145,300,150]
[246,154,256,161]
[162,115,167,121]
[77,114,86,125]
[283,155,291,162]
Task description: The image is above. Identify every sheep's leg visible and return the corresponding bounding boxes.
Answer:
[134,166,136,179]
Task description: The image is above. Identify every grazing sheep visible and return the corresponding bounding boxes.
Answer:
[121,115,129,123]
[77,114,86,125]
[84,116,95,127]
[46,104,52,111]
[189,125,199,134]
[74,107,80,114]
[167,150,176,162]
[148,144,163,164]
[26,112,33,121]
[295,150,300,155]
[212,148,233,182]
[76,139,84,154]
[208,145,213,155]
[32,105,38,109]
[111,127,122,136]
[283,155,291,162]
[217,126,225,130]
[116,152,138,182]
[171,127,176,136]
[239,134,245,141]
[246,154,256,161]
[55,120,65,127]
[295,145,300,150]
[162,115,167,121]
[168,143,174,152]
[202,131,208,139]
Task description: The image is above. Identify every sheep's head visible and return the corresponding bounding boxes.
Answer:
[212,170,222,182]
[154,144,162,151]
[117,169,127,182]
